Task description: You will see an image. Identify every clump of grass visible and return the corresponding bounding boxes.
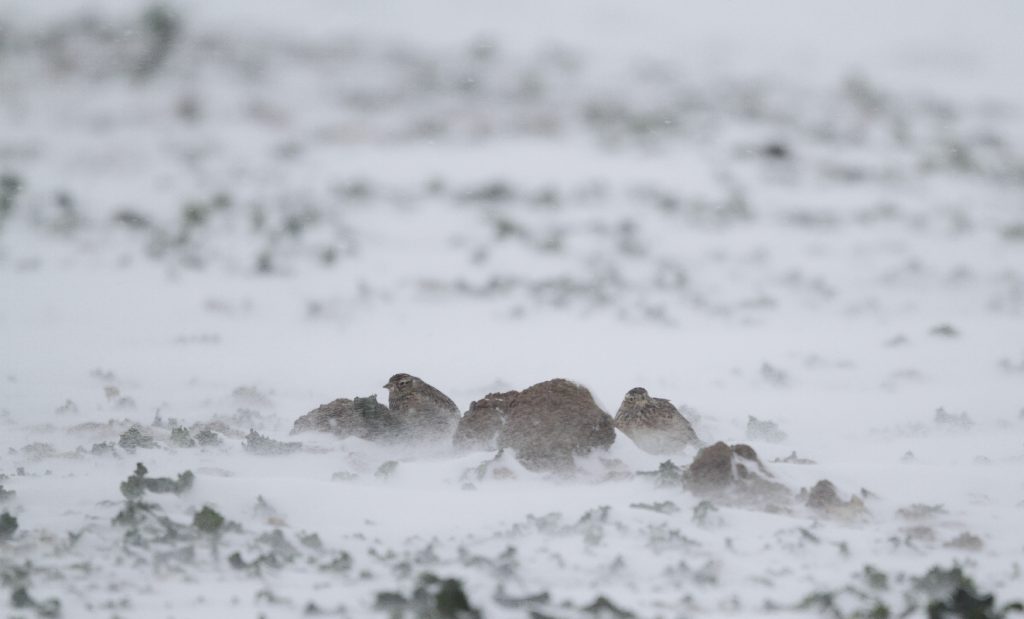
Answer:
[0,511,18,540]
[934,408,973,430]
[243,430,301,455]
[747,415,788,442]
[1002,223,1024,241]
[193,506,225,534]
[195,428,223,446]
[375,460,399,479]
[630,500,679,514]
[90,442,116,456]
[944,532,984,552]
[135,4,181,79]
[798,564,1023,619]
[636,460,683,487]
[170,426,196,448]
[0,173,22,228]
[10,587,61,618]
[897,503,947,520]
[375,573,481,619]
[118,426,155,450]
[692,500,722,527]
[930,323,959,338]
[119,462,194,499]
[113,209,151,230]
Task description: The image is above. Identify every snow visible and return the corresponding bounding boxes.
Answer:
[1,1,1023,617]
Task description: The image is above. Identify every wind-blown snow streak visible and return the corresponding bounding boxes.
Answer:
[1,1,1023,617]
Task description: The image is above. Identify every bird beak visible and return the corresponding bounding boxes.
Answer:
[383,382,393,389]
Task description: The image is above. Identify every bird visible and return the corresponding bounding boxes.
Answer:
[498,378,616,471]
[383,373,460,443]
[453,390,518,451]
[613,387,699,455]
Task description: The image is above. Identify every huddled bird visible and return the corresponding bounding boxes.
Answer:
[498,378,616,470]
[453,390,518,451]
[383,373,461,443]
[613,387,700,455]
[294,379,708,458]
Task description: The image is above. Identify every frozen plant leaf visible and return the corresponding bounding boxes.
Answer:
[934,408,973,430]
[746,416,788,442]
[944,532,984,551]
[774,451,816,464]
[930,323,959,338]
[170,426,196,448]
[143,470,194,494]
[119,426,155,450]
[90,442,116,456]
[10,587,61,618]
[493,587,550,609]
[582,595,636,618]
[897,504,947,520]
[374,592,407,613]
[0,511,18,540]
[320,552,353,573]
[193,506,225,533]
[692,500,722,527]
[862,565,889,591]
[120,463,149,499]
[636,460,683,486]
[629,501,679,514]
[411,574,481,619]
[435,579,476,618]
[120,463,194,498]
[375,461,399,479]
[243,430,301,455]
[195,429,222,446]
[112,500,159,527]
[298,532,322,550]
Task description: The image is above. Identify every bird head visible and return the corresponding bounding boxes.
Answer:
[384,373,416,392]
[623,387,651,405]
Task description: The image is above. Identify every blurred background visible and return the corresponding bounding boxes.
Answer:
[1,0,1023,421]
[2,3,1024,616]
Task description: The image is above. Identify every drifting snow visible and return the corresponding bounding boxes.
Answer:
[1,1,1024,617]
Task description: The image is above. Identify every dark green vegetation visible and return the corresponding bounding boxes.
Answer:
[119,463,195,499]
[798,565,1024,619]
[243,430,302,455]
[118,426,156,450]
[0,512,17,541]
[375,574,481,619]
[169,427,196,448]
[11,587,61,618]
[0,174,21,229]
[193,506,225,534]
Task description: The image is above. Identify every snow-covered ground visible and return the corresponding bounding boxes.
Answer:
[1,2,1023,617]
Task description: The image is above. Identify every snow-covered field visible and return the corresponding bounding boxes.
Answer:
[2,1,1024,617]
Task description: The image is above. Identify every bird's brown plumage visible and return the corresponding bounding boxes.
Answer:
[383,373,460,442]
[613,387,699,455]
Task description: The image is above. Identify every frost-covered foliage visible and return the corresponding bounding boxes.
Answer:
[1,0,1023,617]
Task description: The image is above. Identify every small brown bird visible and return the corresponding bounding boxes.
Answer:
[383,373,460,442]
[453,390,518,452]
[614,387,699,455]
[497,378,616,471]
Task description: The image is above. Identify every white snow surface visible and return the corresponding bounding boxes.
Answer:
[1,1,1024,617]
